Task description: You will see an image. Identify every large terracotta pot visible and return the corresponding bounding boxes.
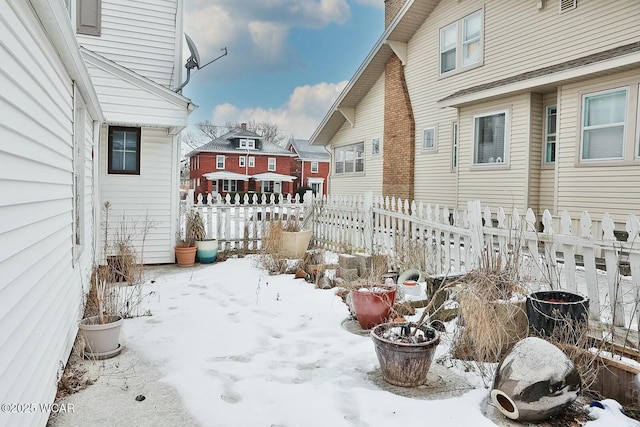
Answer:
[79,315,123,359]
[351,285,396,329]
[175,245,197,267]
[371,322,440,387]
[491,336,581,422]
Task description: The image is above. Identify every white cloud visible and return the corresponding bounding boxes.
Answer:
[211,81,349,139]
[353,0,384,8]
[183,0,351,77]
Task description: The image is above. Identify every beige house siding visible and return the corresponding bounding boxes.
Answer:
[329,75,385,196]
[538,93,558,214]
[456,94,532,211]
[556,68,640,223]
[528,93,543,215]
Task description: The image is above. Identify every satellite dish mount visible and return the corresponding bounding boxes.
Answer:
[175,33,227,93]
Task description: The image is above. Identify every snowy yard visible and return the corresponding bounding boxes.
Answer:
[50,255,634,427]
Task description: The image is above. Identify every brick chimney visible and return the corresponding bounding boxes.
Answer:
[383,0,415,201]
[240,122,247,130]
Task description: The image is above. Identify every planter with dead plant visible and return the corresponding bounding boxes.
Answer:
[175,208,202,267]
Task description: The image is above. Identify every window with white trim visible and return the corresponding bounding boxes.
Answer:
[248,156,255,167]
[311,161,318,173]
[108,126,140,174]
[581,88,627,161]
[372,137,382,155]
[239,156,245,167]
[239,139,256,149]
[452,122,458,169]
[422,128,437,150]
[216,155,225,169]
[222,180,238,192]
[334,142,364,174]
[545,105,557,164]
[473,111,507,165]
[268,157,276,171]
[440,10,483,75]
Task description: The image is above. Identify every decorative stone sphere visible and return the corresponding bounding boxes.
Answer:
[490,337,581,422]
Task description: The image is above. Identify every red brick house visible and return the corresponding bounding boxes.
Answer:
[286,139,330,195]
[188,124,297,199]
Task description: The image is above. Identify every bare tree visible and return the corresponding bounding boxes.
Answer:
[225,119,286,146]
[195,120,222,140]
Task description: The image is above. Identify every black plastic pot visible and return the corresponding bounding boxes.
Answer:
[526,290,589,342]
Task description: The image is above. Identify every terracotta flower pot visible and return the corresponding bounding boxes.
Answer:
[351,285,396,329]
[371,322,440,387]
[175,245,197,267]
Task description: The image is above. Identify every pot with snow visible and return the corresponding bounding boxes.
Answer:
[490,336,581,422]
[351,285,397,330]
[370,322,440,387]
[526,290,589,343]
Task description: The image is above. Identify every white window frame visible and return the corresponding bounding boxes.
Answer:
[439,10,483,76]
[311,161,318,173]
[268,157,276,171]
[222,180,238,192]
[422,127,437,151]
[580,87,628,162]
[472,110,509,166]
[239,139,256,149]
[248,156,255,167]
[452,121,458,170]
[544,105,557,165]
[239,156,245,167]
[334,142,365,175]
[216,155,225,169]
[372,137,382,156]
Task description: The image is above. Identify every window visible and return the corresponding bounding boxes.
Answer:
[222,180,238,192]
[422,128,437,150]
[108,126,140,174]
[581,88,627,161]
[248,156,255,167]
[216,155,225,169]
[334,142,364,174]
[452,122,458,169]
[440,11,482,75]
[239,139,255,149]
[545,105,557,164]
[77,0,101,36]
[372,137,382,155]
[473,111,507,165]
[261,181,274,193]
[311,161,319,173]
[239,156,245,167]
[268,158,276,171]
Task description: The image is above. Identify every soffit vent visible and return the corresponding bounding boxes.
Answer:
[559,0,577,13]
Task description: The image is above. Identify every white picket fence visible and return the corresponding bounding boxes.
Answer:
[185,191,640,350]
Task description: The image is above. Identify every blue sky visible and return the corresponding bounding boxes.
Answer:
[181,0,384,140]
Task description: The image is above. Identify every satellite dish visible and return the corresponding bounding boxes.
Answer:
[175,33,228,92]
[184,33,201,70]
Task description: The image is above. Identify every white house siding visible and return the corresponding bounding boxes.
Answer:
[76,0,180,88]
[456,94,532,212]
[329,75,385,196]
[556,67,640,223]
[527,93,544,215]
[404,0,640,209]
[100,126,178,264]
[0,1,95,426]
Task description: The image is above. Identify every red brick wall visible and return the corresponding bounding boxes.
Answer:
[301,161,330,195]
[383,54,415,200]
[385,0,407,28]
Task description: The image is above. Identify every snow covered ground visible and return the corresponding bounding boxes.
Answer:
[49,255,637,427]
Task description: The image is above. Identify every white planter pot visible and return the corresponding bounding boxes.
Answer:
[195,239,218,263]
[281,230,312,259]
[79,315,123,359]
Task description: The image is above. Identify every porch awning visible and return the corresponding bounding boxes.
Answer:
[251,172,297,182]
[203,171,250,181]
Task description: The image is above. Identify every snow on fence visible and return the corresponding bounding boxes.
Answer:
[183,191,640,350]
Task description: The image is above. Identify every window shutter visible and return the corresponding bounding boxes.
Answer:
[559,0,577,14]
[77,0,101,36]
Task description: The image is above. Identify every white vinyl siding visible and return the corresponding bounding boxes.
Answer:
[100,127,179,264]
[76,0,180,88]
[581,88,627,161]
[0,2,95,425]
